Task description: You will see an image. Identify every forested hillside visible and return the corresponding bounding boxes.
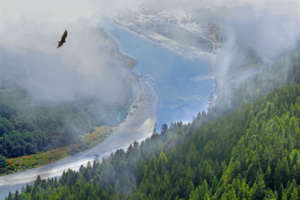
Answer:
[0,85,128,159]
[8,82,300,199]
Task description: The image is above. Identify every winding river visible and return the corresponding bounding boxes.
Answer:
[0,22,214,199]
[0,75,157,199]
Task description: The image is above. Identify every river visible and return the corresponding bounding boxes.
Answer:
[106,22,215,127]
[0,75,157,199]
[0,22,214,199]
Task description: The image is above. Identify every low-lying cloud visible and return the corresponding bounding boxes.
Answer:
[213,4,300,108]
[1,0,300,108]
[0,1,134,105]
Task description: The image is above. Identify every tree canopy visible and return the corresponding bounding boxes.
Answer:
[7,83,300,200]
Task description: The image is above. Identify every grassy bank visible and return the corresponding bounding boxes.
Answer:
[1,126,114,175]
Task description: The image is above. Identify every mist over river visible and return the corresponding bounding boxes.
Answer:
[0,22,215,199]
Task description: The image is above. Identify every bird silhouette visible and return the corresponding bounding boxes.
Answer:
[57,30,68,48]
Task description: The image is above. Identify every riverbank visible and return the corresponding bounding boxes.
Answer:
[0,72,157,200]
[1,126,114,175]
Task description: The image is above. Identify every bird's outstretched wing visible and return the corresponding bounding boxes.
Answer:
[57,30,68,48]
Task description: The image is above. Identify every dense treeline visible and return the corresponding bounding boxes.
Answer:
[8,82,300,199]
[0,86,128,159]
[130,84,300,199]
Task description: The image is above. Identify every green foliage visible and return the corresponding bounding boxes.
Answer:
[0,86,128,160]
[7,84,300,200]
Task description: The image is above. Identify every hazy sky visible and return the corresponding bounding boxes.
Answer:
[1,0,300,105]
[0,0,137,104]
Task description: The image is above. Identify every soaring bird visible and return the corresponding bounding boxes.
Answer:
[57,30,68,48]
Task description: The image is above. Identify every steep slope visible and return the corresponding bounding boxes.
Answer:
[129,84,300,200]
[7,82,300,200]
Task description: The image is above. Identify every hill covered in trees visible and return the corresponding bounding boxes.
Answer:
[7,80,300,199]
[0,84,129,161]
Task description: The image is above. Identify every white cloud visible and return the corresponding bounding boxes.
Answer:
[0,0,300,106]
[0,0,137,105]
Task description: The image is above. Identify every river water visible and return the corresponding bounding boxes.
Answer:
[106,22,214,128]
[0,22,214,199]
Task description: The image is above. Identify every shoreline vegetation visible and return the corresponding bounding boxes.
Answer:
[1,126,114,175]
[0,43,137,176]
